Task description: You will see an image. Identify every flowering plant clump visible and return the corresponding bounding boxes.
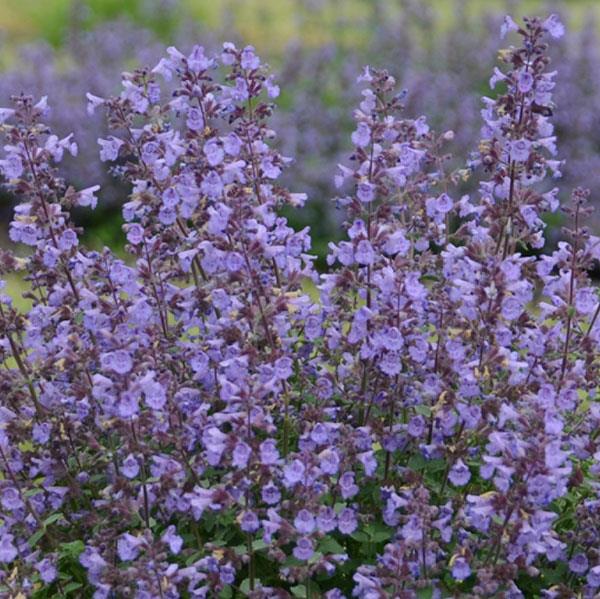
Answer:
[1,14,600,598]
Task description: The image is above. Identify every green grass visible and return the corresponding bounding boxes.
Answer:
[4,272,32,312]
[1,0,600,60]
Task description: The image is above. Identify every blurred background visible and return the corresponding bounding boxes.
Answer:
[0,0,599,269]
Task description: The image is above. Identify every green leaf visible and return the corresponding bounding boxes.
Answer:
[414,404,432,417]
[240,578,262,594]
[291,585,307,597]
[318,537,345,554]
[424,459,447,474]
[252,539,268,551]
[350,531,369,543]
[408,454,427,470]
[185,551,203,566]
[63,582,84,594]
[23,488,44,498]
[43,512,63,527]
[28,528,46,548]
[59,540,85,559]
[370,530,392,543]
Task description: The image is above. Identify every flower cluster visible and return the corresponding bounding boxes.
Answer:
[1,14,600,599]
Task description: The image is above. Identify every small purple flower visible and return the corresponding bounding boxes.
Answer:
[226,251,244,272]
[223,133,242,156]
[543,14,565,39]
[117,533,143,561]
[449,459,471,486]
[204,139,224,167]
[261,484,281,505]
[274,357,293,380]
[241,46,260,70]
[339,471,359,499]
[186,107,204,131]
[58,229,78,251]
[576,288,597,315]
[1,487,24,511]
[569,553,589,574]
[261,156,281,179]
[32,422,51,444]
[358,451,377,476]
[101,350,133,374]
[357,181,375,203]
[240,510,260,533]
[317,506,337,532]
[517,71,534,93]
[1,154,23,179]
[384,231,410,256]
[294,510,316,534]
[355,240,375,265]
[158,205,177,225]
[451,556,471,581]
[201,171,224,198]
[259,439,280,465]
[436,193,454,214]
[407,415,425,437]
[293,537,314,561]
[587,565,600,588]
[500,15,519,39]
[126,223,144,245]
[0,534,17,563]
[76,185,100,209]
[379,351,402,376]
[162,187,180,208]
[36,558,57,583]
[283,459,305,486]
[351,122,371,148]
[265,75,280,98]
[510,139,531,162]
[97,136,124,162]
[310,423,329,445]
[141,141,160,164]
[319,448,340,475]
[122,454,140,479]
[232,442,251,469]
[162,525,183,555]
[501,296,523,321]
[338,508,358,534]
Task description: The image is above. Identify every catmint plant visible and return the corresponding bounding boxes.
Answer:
[1,12,600,599]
